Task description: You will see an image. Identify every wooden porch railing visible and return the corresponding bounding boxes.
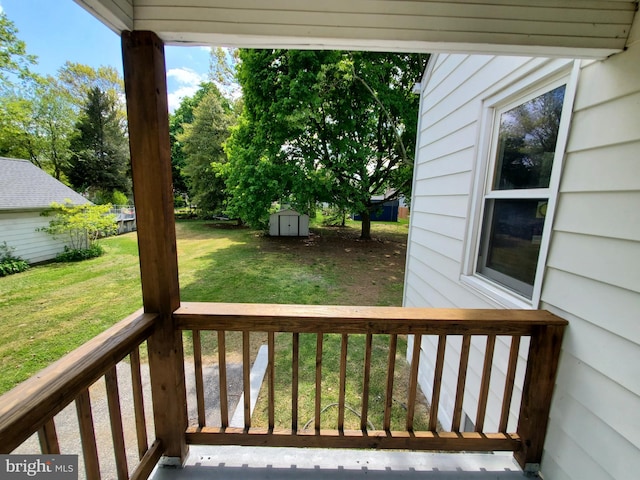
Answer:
[0,310,162,480]
[175,302,567,469]
[0,303,566,476]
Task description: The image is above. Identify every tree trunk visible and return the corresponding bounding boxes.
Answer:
[360,210,372,240]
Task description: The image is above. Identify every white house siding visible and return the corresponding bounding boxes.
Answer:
[536,23,640,480]
[0,211,68,264]
[405,29,640,478]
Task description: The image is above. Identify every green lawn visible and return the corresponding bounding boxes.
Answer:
[0,219,409,394]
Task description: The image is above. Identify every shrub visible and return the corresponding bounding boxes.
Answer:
[55,244,104,262]
[0,242,29,277]
[39,201,118,250]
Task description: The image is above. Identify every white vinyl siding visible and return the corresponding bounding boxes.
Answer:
[0,211,70,264]
[405,24,640,478]
[77,0,634,57]
[538,26,640,480]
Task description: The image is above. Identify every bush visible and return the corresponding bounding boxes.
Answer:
[55,244,105,262]
[0,242,29,277]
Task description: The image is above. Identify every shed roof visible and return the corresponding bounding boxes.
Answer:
[0,158,89,211]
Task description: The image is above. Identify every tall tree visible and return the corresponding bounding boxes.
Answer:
[0,11,36,92]
[169,82,217,201]
[225,50,427,238]
[66,87,130,200]
[57,62,124,112]
[177,85,234,216]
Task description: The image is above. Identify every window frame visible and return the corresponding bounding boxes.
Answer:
[461,62,579,308]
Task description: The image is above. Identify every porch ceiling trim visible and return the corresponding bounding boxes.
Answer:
[75,0,638,59]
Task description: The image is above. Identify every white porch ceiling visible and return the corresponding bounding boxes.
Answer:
[75,0,638,58]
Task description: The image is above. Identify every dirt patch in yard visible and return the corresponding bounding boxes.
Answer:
[258,225,408,306]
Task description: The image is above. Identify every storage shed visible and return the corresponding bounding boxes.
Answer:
[269,209,309,237]
[0,158,90,263]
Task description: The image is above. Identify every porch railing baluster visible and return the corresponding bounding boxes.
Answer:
[476,335,496,432]
[217,331,229,429]
[192,330,206,428]
[76,389,101,480]
[383,334,398,431]
[429,334,447,432]
[105,365,128,480]
[451,334,471,432]
[38,418,59,454]
[315,333,323,432]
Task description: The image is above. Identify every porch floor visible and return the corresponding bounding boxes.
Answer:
[151,445,528,479]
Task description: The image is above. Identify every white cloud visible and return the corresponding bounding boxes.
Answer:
[167,67,206,87]
[167,85,201,112]
[166,67,208,112]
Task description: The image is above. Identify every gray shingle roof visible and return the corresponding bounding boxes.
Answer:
[0,157,89,210]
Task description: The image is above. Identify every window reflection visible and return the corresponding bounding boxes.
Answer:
[493,85,566,190]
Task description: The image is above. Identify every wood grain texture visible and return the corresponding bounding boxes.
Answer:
[383,334,398,431]
[499,336,521,432]
[360,333,373,432]
[315,333,323,432]
[515,325,566,468]
[338,334,348,431]
[175,302,567,335]
[452,334,471,432]
[186,426,521,451]
[192,330,206,427]
[475,335,496,432]
[218,331,229,428]
[406,334,422,431]
[130,347,149,459]
[75,390,101,480]
[105,366,128,480]
[122,30,187,461]
[37,419,59,455]
[129,439,164,480]
[429,335,447,431]
[0,310,156,453]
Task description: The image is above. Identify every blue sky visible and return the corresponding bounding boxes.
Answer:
[1,0,212,111]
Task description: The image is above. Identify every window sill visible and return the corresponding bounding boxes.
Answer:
[460,275,535,310]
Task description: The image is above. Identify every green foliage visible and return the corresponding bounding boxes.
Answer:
[39,201,117,251]
[57,62,124,115]
[177,84,236,217]
[225,50,427,238]
[91,188,129,205]
[55,244,104,262]
[169,82,218,199]
[66,87,130,195]
[0,12,36,92]
[0,242,29,277]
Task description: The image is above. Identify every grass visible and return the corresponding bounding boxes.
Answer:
[0,218,411,420]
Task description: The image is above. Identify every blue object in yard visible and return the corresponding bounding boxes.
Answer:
[353,199,399,222]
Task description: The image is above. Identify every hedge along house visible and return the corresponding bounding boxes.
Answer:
[0,2,636,480]
[0,157,90,264]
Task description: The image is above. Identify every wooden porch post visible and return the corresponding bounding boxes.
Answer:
[121,30,188,464]
[514,324,565,471]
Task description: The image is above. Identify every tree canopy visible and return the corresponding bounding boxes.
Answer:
[176,84,235,216]
[66,86,130,200]
[224,49,427,237]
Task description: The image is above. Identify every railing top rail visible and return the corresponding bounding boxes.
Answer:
[0,310,157,453]
[175,302,567,335]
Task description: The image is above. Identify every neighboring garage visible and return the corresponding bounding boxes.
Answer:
[0,157,90,263]
[269,209,309,237]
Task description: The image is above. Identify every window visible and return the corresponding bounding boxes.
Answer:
[475,83,568,300]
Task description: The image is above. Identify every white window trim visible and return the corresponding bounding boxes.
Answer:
[461,60,580,309]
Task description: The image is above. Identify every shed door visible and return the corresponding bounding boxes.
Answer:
[279,215,299,236]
